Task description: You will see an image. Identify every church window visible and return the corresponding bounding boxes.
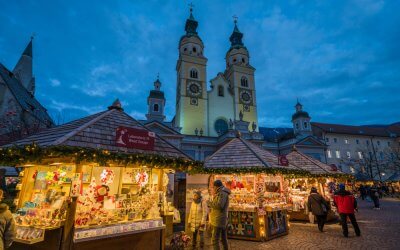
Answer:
[241,77,248,87]
[242,58,245,63]
[153,104,159,112]
[304,122,308,128]
[233,58,237,63]
[218,85,224,97]
[295,123,299,129]
[214,119,228,135]
[193,47,197,53]
[190,69,198,79]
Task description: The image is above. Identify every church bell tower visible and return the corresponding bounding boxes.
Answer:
[175,7,208,135]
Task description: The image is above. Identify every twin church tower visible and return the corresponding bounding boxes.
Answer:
[147,9,259,137]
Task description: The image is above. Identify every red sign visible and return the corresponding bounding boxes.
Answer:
[330,164,338,171]
[278,155,289,166]
[115,126,155,150]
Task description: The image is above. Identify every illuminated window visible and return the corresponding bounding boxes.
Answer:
[346,151,351,158]
[350,166,355,173]
[344,139,349,144]
[336,150,341,158]
[327,150,332,158]
[358,152,363,159]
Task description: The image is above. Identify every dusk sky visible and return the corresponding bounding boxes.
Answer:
[0,0,399,127]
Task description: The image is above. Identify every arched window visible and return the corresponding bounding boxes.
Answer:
[190,69,198,79]
[214,119,228,135]
[296,123,299,129]
[218,85,224,97]
[241,76,248,87]
[153,104,159,112]
[241,58,245,63]
[193,47,197,53]
[304,122,308,128]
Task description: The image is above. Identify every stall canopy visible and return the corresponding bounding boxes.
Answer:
[286,147,347,177]
[203,136,307,176]
[0,100,196,170]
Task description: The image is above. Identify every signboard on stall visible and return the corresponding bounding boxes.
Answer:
[115,126,155,150]
[278,155,289,166]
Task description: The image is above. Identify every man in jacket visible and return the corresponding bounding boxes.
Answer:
[0,190,15,250]
[208,180,231,250]
[307,187,329,232]
[333,184,361,237]
[188,190,208,249]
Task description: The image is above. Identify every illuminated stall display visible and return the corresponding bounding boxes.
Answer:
[199,137,307,242]
[1,101,196,250]
[285,148,350,221]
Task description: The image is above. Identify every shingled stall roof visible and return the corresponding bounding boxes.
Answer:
[0,101,196,170]
[286,148,346,177]
[203,137,307,176]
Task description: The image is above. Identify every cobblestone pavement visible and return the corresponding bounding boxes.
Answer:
[202,198,400,250]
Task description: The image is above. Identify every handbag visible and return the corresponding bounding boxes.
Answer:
[311,195,328,214]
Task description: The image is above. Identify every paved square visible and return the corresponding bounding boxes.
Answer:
[201,198,400,250]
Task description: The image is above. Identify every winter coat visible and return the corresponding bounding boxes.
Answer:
[334,190,357,214]
[188,199,208,232]
[307,193,329,216]
[209,187,231,228]
[0,203,15,250]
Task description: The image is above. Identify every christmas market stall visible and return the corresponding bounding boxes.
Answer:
[0,101,198,250]
[187,136,307,242]
[285,147,350,222]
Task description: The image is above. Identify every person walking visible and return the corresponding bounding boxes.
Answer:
[188,190,208,249]
[359,185,366,200]
[208,180,231,250]
[307,187,330,232]
[0,190,16,250]
[333,184,361,237]
[369,184,380,209]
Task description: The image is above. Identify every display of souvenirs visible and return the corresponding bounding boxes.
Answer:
[75,168,165,229]
[15,226,45,243]
[288,189,308,211]
[227,211,256,238]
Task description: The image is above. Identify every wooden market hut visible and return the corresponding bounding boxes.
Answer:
[201,136,307,241]
[0,100,196,250]
[285,147,348,221]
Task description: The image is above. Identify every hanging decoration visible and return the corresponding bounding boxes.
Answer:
[100,169,115,185]
[135,171,149,187]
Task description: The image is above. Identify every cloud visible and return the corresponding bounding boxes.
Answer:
[49,78,61,87]
[50,100,103,114]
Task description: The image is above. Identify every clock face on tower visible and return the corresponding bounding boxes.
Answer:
[186,81,202,97]
[239,89,252,105]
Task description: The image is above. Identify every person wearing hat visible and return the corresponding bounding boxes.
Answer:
[188,190,208,249]
[307,186,330,232]
[334,183,361,237]
[208,180,231,250]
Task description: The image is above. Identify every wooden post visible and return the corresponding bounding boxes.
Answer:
[61,163,82,250]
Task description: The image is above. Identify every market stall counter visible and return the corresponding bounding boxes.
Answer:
[1,100,197,250]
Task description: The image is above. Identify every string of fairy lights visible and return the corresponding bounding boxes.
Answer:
[0,143,353,180]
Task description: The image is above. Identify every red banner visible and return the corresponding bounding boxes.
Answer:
[115,126,155,150]
[278,155,289,166]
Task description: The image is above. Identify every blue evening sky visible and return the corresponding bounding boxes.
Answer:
[0,0,399,127]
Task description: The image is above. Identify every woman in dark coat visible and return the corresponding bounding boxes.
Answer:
[308,187,330,232]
